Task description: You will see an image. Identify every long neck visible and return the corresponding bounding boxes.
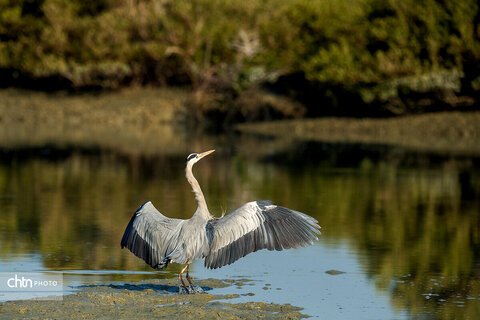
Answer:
[186,163,212,220]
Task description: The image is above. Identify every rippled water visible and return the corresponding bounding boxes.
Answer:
[1,128,479,319]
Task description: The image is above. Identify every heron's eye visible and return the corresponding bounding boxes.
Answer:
[186,153,197,161]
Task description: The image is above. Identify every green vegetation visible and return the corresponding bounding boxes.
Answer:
[0,0,479,121]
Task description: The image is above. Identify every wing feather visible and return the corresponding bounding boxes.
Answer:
[121,201,184,269]
[205,200,321,269]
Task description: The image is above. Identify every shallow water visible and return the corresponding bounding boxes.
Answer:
[0,126,479,319]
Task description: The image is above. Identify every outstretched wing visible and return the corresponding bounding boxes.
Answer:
[204,200,321,269]
[121,201,185,269]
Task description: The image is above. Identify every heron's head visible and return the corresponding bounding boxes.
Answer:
[186,149,215,167]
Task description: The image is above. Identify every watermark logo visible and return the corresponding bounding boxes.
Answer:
[0,272,63,301]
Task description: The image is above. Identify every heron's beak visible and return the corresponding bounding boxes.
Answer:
[198,149,215,159]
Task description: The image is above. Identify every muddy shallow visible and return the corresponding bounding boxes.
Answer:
[0,278,305,319]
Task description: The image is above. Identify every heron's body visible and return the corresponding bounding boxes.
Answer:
[121,150,321,293]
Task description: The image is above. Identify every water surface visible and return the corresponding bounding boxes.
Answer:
[0,126,479,319]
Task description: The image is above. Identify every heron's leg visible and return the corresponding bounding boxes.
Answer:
[185,264,195,288]
[179,264,190,294]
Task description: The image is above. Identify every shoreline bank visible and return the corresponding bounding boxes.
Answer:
[1,88,479,156]
[237,111,480,156]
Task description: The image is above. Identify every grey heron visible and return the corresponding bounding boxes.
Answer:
[121,149,321,293]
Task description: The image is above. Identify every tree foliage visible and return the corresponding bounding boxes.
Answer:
[0,0,478,109]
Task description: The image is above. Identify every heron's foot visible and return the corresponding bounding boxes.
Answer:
[186,284,204,294]
[178,285,203,294]
[190,286,204,294]
[178,285,190,294]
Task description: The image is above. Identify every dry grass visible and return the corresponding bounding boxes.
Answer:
[0,87,192,155]
[237,112,480,156]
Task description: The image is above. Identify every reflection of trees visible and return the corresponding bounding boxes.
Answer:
[0,152,195,273]
[241,160,480,320]
[0,150,479,318]
[352,168,480,319]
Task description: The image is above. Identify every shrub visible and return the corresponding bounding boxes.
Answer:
[0,0,478,118]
